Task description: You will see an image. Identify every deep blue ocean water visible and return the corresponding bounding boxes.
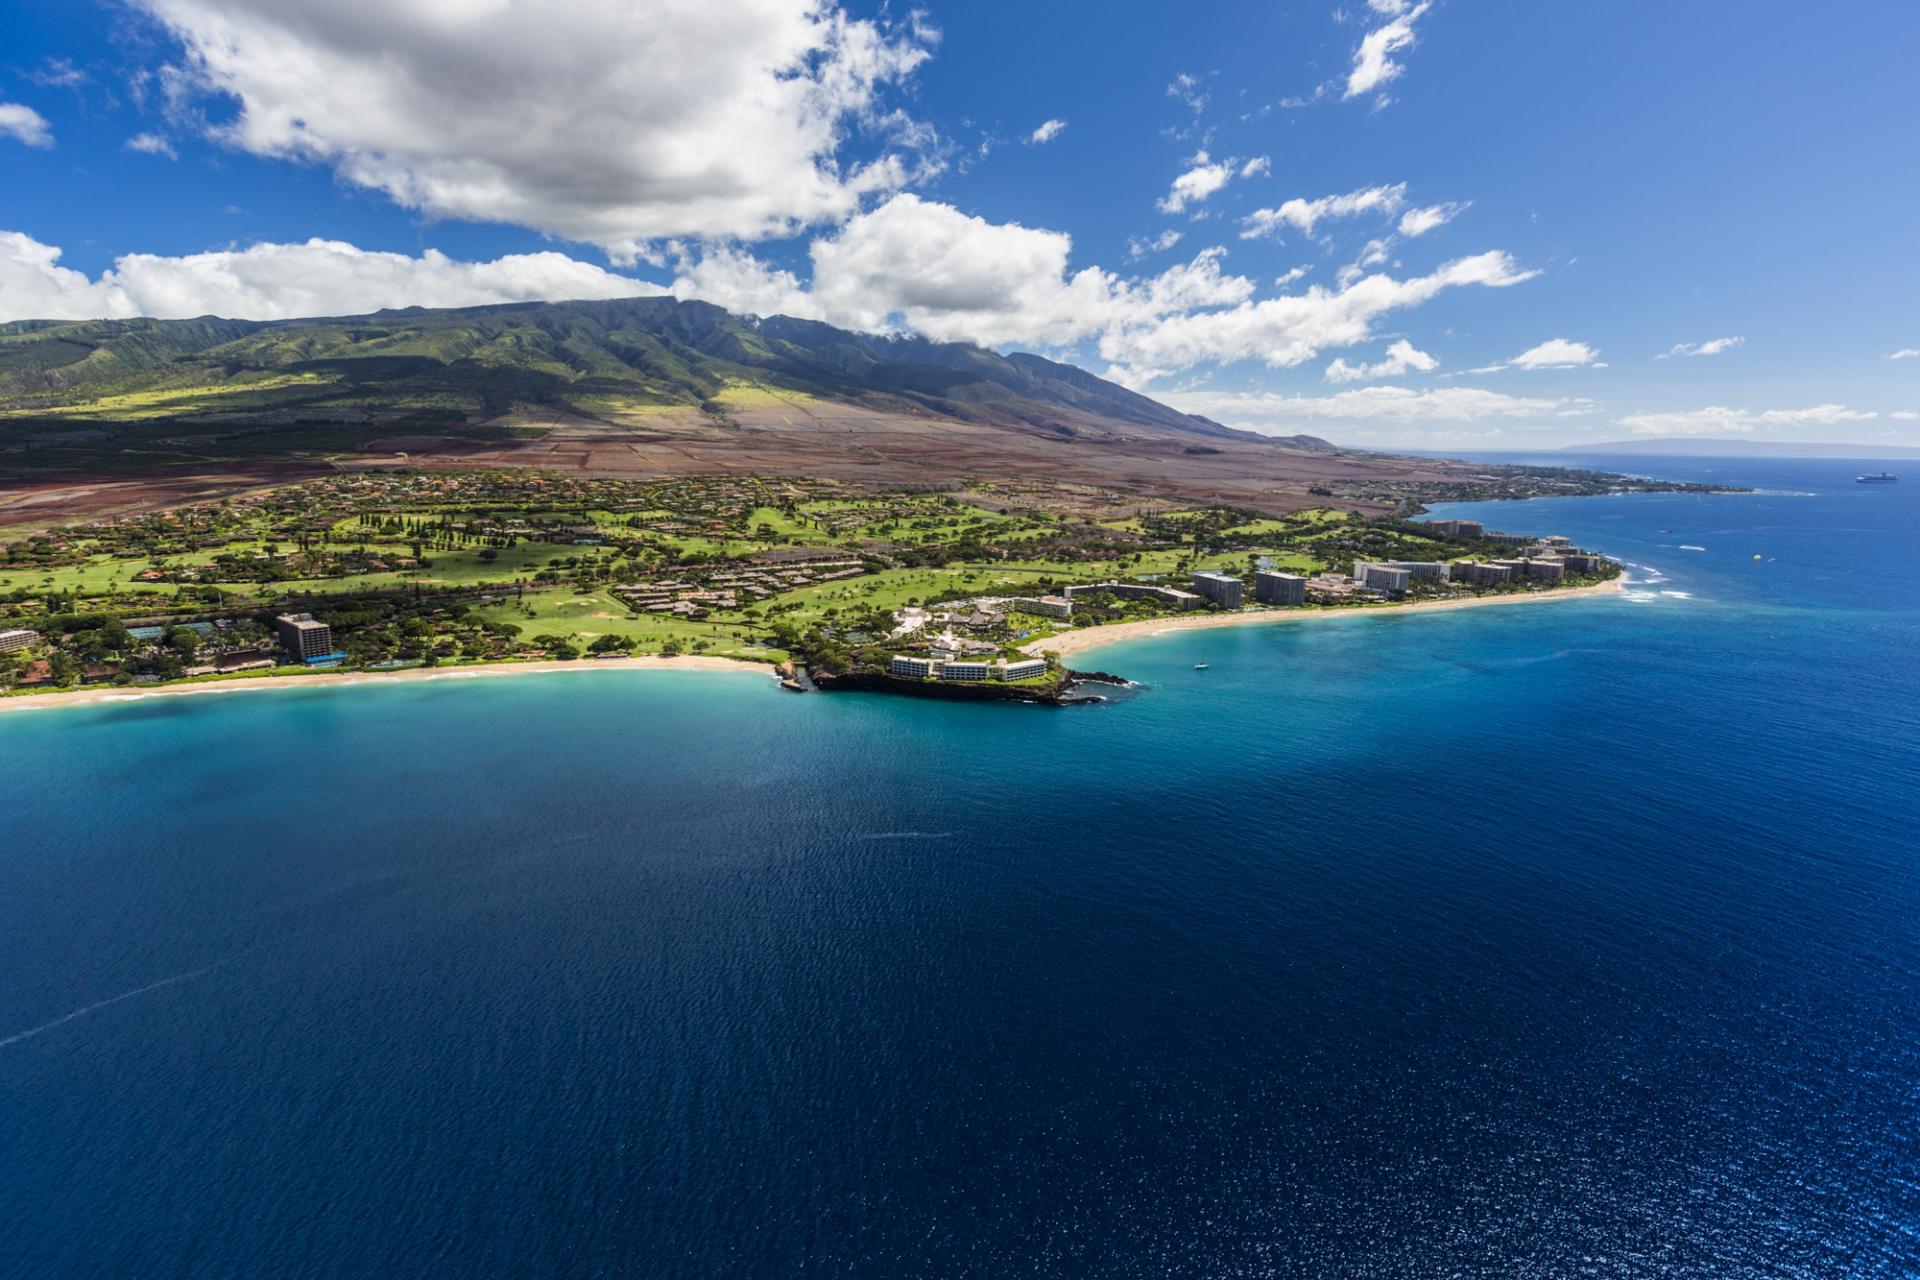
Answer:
[2,456,1916,1278]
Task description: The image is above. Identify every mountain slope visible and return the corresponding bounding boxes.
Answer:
[0,296,1266,443]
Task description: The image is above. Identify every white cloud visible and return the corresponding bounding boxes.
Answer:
[1889,348,1920,360]
[1161,385,1579,438]
[1,192,1542,395]
[1325,337,1438,383]
[1345,1,1432,100]
[0,230,662,322]
[1127,229,1184,259]
[126,131,179,158]
[1028,118,1067,144]
[1890,410,1919,421]
[132,0,935,261]
[1158,151,1238,214]
[1099,250,1538,384]
[1508,338,1602,370]
[1617,404,1879,437]
[1658,336,1744,359]
[667,244,819,320]
[1239,156,1271,179]
[1273,266,1309,287]
[807,195,1253,348]
[1166,72,1209,121]
[1240,183,1406,240]
[0,103,54,148]
[1397,201,1467,237]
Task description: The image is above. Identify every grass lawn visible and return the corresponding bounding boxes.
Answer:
[470,589,784,661]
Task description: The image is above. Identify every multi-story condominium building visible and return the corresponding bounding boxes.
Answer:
[274,613,335,662]
[0,628,38,654]
[1000,658,1049,681]
[1425,519,1485,539]
[1354,560,1449,592]
[1493,557,1566,581]
[1190,571,1245,608]
[1559,553,1605,573]
[1252,571,1306,605]
[940,661,992,682]
[1011,595,1074,619]
[1523,558,1567,581]
[1482,531,1533,545]
[1063,582,1203,610]
[1353,563,1413,594]
[1450,561,1513,586]
[889,655,936,678]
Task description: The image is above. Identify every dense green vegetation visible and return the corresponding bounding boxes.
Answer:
[0,297,1251,464]
[0,467,1618,696]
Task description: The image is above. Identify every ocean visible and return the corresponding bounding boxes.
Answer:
[2,456,1915,1277]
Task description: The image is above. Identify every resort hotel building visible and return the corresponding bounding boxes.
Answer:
[1252,571,1306,605]
[274,613,336,662]
[889,655,1050,683]
[1190,571,1246,608]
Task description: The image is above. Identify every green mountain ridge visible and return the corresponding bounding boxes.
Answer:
[0,296,1329,450]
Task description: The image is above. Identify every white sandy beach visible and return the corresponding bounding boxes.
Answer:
[0,654,778,715]
[1025,579,1626,660]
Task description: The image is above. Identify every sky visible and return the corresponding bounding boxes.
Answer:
[2,0,1917,450]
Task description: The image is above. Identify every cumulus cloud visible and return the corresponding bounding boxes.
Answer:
[1449,337,1603,375]
[1889,347,1920,360]
[1239,156,1271,179]
[0,103,54,148]
[1158,151,1240,214]
[1324,337,1438,383]
[131,0,935,260]
[804,194,1253,348]
[126,131,178,158]
[1397,201,1467,237]
[1240,183,1406,240]
[1507,338,1602,370]
[1345,1,1432,100]
[1617,404,1879,437]
[1658,336,1744,359]
[1099,250,1538,385]
[0,230,662,322]
[667,244,819,320]
[1160,385,1579,439]
[1028,118,1067,144]
[1127,230,1184,260]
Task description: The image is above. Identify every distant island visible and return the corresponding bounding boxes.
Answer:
[1560,437,1920,460]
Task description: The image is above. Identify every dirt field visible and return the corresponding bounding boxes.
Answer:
[1,400,1482,528]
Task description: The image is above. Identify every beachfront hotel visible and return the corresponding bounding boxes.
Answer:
[274,613,335,662]
[1063,582,1204,610]
[0,628,37,654]
[1191,571,1246,608]
[1252,571,1306,606]
[888,655,1051,683]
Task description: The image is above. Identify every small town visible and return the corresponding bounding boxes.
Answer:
[0,470,1619,701]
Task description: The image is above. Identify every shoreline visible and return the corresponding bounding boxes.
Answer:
[1030,578,1625,660]
[0,654,778,715]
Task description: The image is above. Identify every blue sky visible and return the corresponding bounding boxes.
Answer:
[3,0,1917,448]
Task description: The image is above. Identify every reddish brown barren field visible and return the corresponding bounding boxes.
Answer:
[0,400,1489,529]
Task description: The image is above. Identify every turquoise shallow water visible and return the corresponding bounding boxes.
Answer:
[1,457,1916,1277]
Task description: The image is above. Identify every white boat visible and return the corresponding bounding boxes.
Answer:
[1193,661,1209,670]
